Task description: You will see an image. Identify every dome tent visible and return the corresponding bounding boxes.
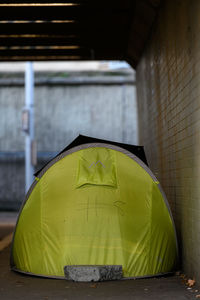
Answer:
[11,136,178,279]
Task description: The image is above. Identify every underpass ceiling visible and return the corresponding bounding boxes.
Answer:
[0,0,160,68]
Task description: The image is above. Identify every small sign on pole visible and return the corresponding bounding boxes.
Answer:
[22,108,30,133]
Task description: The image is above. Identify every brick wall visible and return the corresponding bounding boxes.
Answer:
[136,0,200,279]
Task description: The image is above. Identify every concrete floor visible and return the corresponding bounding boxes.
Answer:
[0,213,198,300]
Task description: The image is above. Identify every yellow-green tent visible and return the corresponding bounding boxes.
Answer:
[11,140,178,279]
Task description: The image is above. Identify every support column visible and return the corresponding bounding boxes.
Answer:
[25,62,35,193]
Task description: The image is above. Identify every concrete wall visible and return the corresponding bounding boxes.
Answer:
[35,84,137,151]
[136,0,200,280]
[0,73,138,209]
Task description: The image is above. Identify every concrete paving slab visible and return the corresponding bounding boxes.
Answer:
[0,245,197,300]
[0,233,13,251]
[0,212,17,240]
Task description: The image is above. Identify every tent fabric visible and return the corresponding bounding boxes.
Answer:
[34,135,148,177]
[11,142,178,279]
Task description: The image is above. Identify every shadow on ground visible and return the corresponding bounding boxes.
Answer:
[0,245,197,300]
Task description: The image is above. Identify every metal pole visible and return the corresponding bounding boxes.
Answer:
[25,62,34,193]
[133,84,139,145]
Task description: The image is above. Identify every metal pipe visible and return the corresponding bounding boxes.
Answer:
[25,62,34,193]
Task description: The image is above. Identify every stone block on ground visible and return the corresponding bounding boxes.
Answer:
[64,265,123,282]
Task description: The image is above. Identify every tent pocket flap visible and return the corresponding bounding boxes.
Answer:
[76,147,117,188]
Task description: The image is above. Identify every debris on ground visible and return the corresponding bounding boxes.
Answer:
[186,278,195,287]
[90,283,97,288]
[178,272,200,296]
[179,273,196,287]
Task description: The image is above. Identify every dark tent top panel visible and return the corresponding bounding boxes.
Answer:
[34,134,148,177]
